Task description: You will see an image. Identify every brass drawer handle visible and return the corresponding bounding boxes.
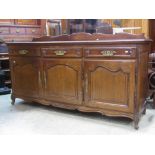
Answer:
[100,50,116,56]
[18,50,29,55]
[54,50,66,56]
[32,29,36,33]
[16,29,20,33]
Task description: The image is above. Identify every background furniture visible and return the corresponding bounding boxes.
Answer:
[27,19,149,37]
[0,70,11,95]
[0,53,11,88]
[58,19,149,37]
[96,24,113,34]
[146,19,155,108]
[0,42,11,94]
[68,19,115,34]
[0,19,46,42]
[46,19,62,36]
[148,53,155,108]
[8,33,151,129]
[68,19,101,34]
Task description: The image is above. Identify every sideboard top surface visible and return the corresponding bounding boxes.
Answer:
[6,32,152,45]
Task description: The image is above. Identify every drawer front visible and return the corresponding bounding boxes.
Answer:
[41,47,82,57]
[26,28,41,35]
[10,28,25,34]
[0,27,10,34]
[9,47,41,57]
[84,47,136,58]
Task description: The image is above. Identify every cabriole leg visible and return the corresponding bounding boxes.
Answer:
[133,115,139,130]
[142,107,146,115]
[11,94,15,105]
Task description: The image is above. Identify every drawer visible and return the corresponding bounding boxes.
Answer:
[26,28,41,35]
[84,47,136,58]
[0,27,10,34]
[9,47,41,57]
[41,47,83,57]
[10,28,25,34]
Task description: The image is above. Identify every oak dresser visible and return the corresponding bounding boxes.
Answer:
[7,33,152,129]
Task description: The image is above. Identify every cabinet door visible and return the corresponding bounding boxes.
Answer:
[43,59,82,105]
[10,57,42,98]
[84,59,136,113]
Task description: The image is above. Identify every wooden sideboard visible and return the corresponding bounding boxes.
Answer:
[7,33,151,129]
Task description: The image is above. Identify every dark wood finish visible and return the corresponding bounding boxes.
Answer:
[41,47,82,58]
[9,57,41,98]
[33,32,145,41]
[43,58,83,105]
[9,46,41,57]
[84,59,135,113]
[8,33,152,129]
[84,47,136,58]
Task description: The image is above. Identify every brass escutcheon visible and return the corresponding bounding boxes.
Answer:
[100,50,116,56]
[32,29,36,33]
[18,50,29,55]
[16,29,20,33]
[54,50,66,56]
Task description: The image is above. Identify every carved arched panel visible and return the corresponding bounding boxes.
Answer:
[44,59,82,105]
[46,65,78,97]
[90,66,129,104]
[84,60,135,113]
